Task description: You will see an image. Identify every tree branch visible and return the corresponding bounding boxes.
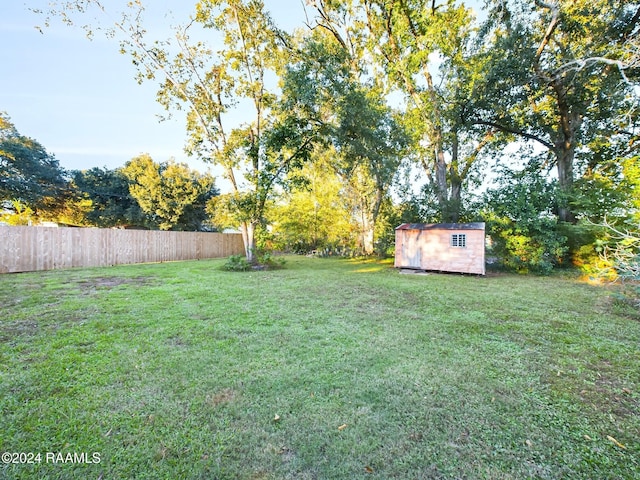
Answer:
[552,56,637,84]
[310,0,349,52]
[533,0,560,82]
[257,134,316,216]
[461,129,495,179]
[620,6,640,43]
[471,119,555,150]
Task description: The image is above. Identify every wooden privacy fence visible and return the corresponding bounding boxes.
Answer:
[0,226,245,273]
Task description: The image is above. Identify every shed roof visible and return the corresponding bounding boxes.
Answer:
[396,222,485,231]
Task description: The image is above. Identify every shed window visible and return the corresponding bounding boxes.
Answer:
[451,233,466,248]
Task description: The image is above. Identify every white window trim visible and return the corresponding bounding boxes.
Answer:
[451,233,467,248]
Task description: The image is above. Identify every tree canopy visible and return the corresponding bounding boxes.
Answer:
[27,0,640,274]
[472,0,640,223]
[122,154,218,231]
[0,113,67,210]
[72,167,147,228]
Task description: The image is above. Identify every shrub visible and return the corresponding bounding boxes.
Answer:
[594,221,640,308]
[255,250,286,269]
[482,164,569,274]
[222,251,286,272]
[222,255,252,272]
[485,216,568,275]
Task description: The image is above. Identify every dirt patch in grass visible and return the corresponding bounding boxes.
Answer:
[547,357,639,420]
[0,320,40,343]
[0,307,100,343]
[207,388,238,407]
[579,360,639,419]
[166,335,191,348]
[77,276,155,292]
[592,286,640,321]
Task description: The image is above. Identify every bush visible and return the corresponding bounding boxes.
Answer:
[222,251,286,272]
[485,216,568,275]
[573,242,618,282]
[482,164,570,274]
[222,255,252,271]
[593,221,640,308]
[256,250,287,269]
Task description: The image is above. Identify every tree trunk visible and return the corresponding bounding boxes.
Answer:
[362,220,375,255]
[553,79,581,224]
[448,181,461,223]
[423,69,450,222]
[555,146,576,223]
[434,146,450,221]
[240,221,257,263]
[360,197,375,255]
[358,186,385,255]
[446,132,462,223]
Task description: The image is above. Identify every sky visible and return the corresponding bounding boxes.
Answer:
[0,1,309,178]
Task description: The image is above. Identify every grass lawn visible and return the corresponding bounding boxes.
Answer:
[0,256,638,479]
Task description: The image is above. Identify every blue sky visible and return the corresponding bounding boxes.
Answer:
[1,1,308,177]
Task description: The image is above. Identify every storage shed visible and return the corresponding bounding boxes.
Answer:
[395,222,486,275]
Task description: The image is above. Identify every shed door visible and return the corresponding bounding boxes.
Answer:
[403,230,422,268]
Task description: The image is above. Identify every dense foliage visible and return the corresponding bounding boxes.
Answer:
[482,164,568,274]
[71,167,147,228]
[122,154,218,231]
[10,0,638,273]
[0,115,218,231]
[0,113,67,213]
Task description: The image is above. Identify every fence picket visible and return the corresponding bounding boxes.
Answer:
[0,226,244,273]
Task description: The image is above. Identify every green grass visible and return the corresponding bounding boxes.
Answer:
[0,256,638,479]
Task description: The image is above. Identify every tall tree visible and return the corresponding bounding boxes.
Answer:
[0,112,67,210]
[72,167,147,228]
[40,0,314,261]
[473,0,640,223]
[122,154,218,230]
[280,29,408,252]
[308,0,495,223]
[334,96,407,253]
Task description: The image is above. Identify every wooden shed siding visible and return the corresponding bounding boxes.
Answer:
[395,224,485,275]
